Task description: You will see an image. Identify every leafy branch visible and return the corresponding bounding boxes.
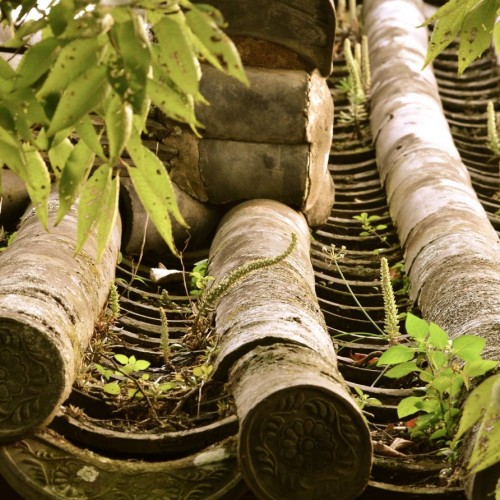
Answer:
[421,0,500,75]
[0,0,247,258]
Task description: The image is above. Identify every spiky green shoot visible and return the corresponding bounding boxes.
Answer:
[361,35,371,95]
[108,282,120,320]
[193,233,297,335]
[380,257,400,344]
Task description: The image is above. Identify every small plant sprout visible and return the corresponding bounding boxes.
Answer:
[189,259,214,297]
[353,386,382,417]
[487,100,500,156]
[353,212,389,248]
[380,257,400,345]
[322,244,386,338]
[377,313,498,443]
[338,38,368,131]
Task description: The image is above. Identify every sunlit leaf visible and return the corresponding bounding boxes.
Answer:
[455,374,500,441]
[96,172,119,260]
[377,344,415,366]
[38,37,100,97]
[463,359,498,377]
[105,94,133,163]
[15,37,59,89]
[23,146,51,229]
[452,335,485,362]
[110,14,151,113]
[458,0,498,74]
[135,359,150,371]
[75,163,111,254]
[405,313,429,340]
[385,361,420,378]
[47,65,109,136]
[428,322,449,349]
[153,13,201,96]
[398,396,425,418]
[185,4,248,85]
[420,0,477,27]
[147,76,201,130]
[469,378,500,473]
[103,381,121,395]
[48,137,73,180]
[56,139,95,224]
[494,21,500,59]
[75,115,106,161]
[126,131,186,256]
[423,9,467,69]
[114,353,129,365]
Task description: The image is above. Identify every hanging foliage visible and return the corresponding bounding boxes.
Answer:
[0,0,248,258]
[421,0,500,75]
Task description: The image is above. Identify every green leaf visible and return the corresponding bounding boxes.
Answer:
[105,94,133,163]
[420,0,476,27]
[114,353,129,365]
[134,359,151,371]
[455,374,500,442]
[75,164,111,254]
[385,361,420,378]
[458,0,498,74]
[147,76,201,131]
[430,428,448,441]
[405,313,429,341]
[428,322,449,349]
[0,57,15,80]
[126,130,187,255]
[423,7,468,69]
[469,378,500,473]
[48,137,73,180]
[428,350,447,369]
[432,371,455,394]
[38,37,100,97]
[103,381,121,395]
[14,37,59,88]
[377,344,415,366]
[23,147,51,229]
[0,136,25,175]
[110,15,151,113]
[494,21,500,59]
[47,65,109,136]
[96,173,120,261]
[185,4,248,85]
[153,13,201,96]
[75,115,106,161]
[56,139,95,224]
[463,359,498,377]
[452,335,486,362]
[398,396,425,419]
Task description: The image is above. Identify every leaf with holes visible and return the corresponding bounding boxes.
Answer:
[105,94,133,163]
[23,147,51,229]
[126,130,187,255]
[47,65,109,136]
[458,0,498,74]
[185,4,248,85]
[75,164,111,254]
[153,13,201,96]
[56,139,95,224]
[38,37,100,97]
